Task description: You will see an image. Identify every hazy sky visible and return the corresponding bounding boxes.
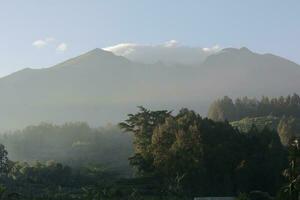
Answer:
[0,0,299,77]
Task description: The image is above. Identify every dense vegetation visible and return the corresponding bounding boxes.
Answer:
[231,116,280,132]
[208,94,300,121]
[0,106,298,199]
[119,107,287,198]
[0,122,133,173]
[231,116,300,146]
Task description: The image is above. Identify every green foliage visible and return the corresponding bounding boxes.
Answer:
[0,106,292,199]
[277,138,300,200]
[208,96,237,121]
[277,117,298,146]
[231,116,300,146]
[231,116,280,133]
[0,185,20,200]
[235,127,287,195]
[208,94,300,121]
[120,107,287,197]
[0,158,124,200]
[0,122,133,174]
[119,106,171,174]
[0,144,9,175]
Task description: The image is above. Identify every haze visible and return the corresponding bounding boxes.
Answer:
[0,1,300,199]
[0,1,299,77]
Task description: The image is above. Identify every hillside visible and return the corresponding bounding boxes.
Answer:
[0,123,133,173]
[231,116,281,132]
[0,47,299,130]
[231,115,300,146]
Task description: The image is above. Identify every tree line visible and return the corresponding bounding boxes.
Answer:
[120,107,288,198]
[208,94,300,121]
[0,122,133,174]
[0,106,298,199]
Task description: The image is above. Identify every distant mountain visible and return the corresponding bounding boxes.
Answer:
[201,47,300,97]
[0,47,299,130]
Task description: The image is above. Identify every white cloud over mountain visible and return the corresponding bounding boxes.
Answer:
[32,40,47,48]
[56,43,68,52]
[103,40,221,65]
[32,37,56,48]
[32,37,68,52]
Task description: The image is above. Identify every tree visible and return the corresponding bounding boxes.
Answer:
[235,126,287,195]
[278,138,300,200]
[119,106,171,174]
[208,96,236,121]
[0,144,8,175]
[121,107,287,197]
[208,94,300,122]
[151,109,204,195]
[278,116,296,146]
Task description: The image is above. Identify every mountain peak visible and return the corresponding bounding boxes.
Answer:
[88,48,108,53]
[220,47,252,54]
[84,48,115,57]
[52,48,130,69]
[240,47,251,52]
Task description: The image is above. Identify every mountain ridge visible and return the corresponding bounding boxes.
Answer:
[0,47,299,131]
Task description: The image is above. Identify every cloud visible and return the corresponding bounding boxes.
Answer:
[203,45,221,52]
[103,40,221,65]
[164,40,179,48]
[56,43,68,52]
[32,37,56,48]
[32,40,48,48]
[32,37,67,52]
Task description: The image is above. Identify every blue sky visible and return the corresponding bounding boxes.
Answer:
[0,0,299,77]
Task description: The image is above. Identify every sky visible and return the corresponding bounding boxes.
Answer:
[0,0,299,77]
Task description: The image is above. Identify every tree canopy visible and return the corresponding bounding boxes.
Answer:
[208,94,300,121]
[120,107,287,197]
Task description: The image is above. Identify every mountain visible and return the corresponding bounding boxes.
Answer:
[0,47,299,130]
[200,47,300,97]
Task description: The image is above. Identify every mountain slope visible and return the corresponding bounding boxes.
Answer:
[199,47,300,97]
[0,47,299,130]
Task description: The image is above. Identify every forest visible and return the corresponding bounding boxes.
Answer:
[0,123,133,172]
[208,93,300,122]
[208,94,300,147]
[0,95,299,199]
